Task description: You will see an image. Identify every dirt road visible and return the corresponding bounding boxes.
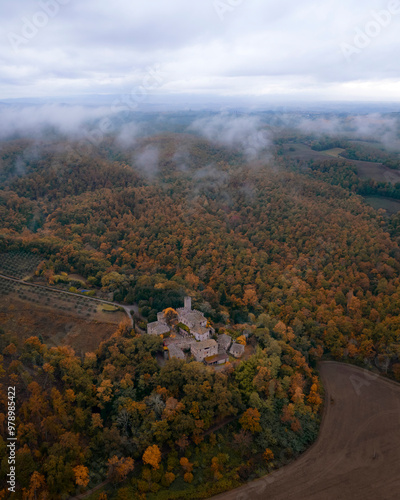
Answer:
[212,362,400,500]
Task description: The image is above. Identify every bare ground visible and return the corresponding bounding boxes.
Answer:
[363,196,400,216]
[212,362,400,500]
[282,143,400,184]
[0,295,124,353]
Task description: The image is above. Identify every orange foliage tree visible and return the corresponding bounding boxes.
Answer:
[107,456,135,483]
[142,445,162,470]
[73,465,90,488]
[239,408,261,433]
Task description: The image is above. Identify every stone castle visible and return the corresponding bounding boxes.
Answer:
[147,296,244,364]
[147,296,213,341]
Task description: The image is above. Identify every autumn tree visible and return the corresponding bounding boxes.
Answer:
[73,465,90,488]
[180,457,193,474]
[236,335,247,346]
[142,445,162,470]
[107,456,135,484]
[239,408,261,433]
[264,448,274,464]
[23,471,46,500]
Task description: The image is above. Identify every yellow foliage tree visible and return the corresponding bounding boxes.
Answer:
[239,408,261,433]
[164,308,178,326]
[91,413,103,429]
[264,448,274,464]
[142,445,162,470]
[236,335,247,346]
[184,472,194,483]
[73,465,90,488]
[96,379,113,408]
[23,471,46,500]
[210,457,223,481]
[180,457,193,473]
[164,472,175,486]
[307,380,322,412]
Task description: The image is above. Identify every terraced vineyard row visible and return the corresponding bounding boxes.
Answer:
[0,251,43,279]
[0,276,99,320]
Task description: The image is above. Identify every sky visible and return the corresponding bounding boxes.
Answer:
[1,0,400,102]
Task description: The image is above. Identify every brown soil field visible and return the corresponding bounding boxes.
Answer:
[364,196,400,215]
[68,273,87,282]
[212,362,400,500]
[283,143,400,184]
[282,143,330,162]
[321,148,346,157]
[0,295,125,353]
[351,159,400,183]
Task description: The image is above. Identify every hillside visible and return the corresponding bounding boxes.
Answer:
[1,129,400,498]
[214,362,400,500]
[1,133,399,371]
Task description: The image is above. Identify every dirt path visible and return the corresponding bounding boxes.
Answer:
[212,361,400,500]
[70,480,109,499]
[0,272,134,326]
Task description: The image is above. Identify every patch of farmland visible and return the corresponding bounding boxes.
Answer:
[283,143,400,183]
[363,196,400,215]
[321,148,346,157]
[0,251,43,279]
[351,159,400,183]
[213,362,400,500]
[0,294,122,352]
[282,143,331,161]
[0,276,125,324]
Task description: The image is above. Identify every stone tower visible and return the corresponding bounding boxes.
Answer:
[184,296,192,310]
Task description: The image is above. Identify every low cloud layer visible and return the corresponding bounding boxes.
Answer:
[190,114,272,160]
[0,102,398,161]
[286,113,400,149]
[0,104,112,139]
[133,145,160,179]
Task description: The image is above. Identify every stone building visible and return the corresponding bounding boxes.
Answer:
[229,342,245,358]
[217,334,232,352]
[176,296,214,341]
[191,339,218,362]
[168,344,186,360]
[204,352,229,366]
[147,296,213,341]
[147,320,170,336]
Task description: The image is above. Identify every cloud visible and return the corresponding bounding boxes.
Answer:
[115,122,140,148]
[0,103,113,139]
[275,112,400,148]
[133,145,160,179]
[190,113,272,159]
[0,0,400,101]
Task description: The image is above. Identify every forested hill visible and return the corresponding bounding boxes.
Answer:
[1,131,400,498]
[1,133,399,370]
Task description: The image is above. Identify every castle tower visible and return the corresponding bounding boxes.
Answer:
[184,296,192,311]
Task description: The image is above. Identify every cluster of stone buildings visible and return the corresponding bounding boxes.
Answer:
[147,296,213,339]
[147,297,245,366]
